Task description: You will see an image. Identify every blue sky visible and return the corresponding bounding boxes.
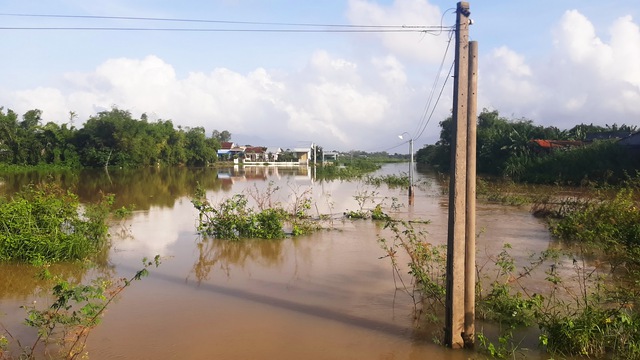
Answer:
[0,0,638,152]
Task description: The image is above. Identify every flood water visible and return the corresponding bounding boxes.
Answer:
[0,163,555,359]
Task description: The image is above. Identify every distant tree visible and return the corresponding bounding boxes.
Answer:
[17,109,45,165]
[212,129,231,143]
[185,127,217,166]
[278,150,297,162]
[0,107,20,164]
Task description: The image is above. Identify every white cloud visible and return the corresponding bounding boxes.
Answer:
[346,0,446,63]
[480,10,640,127]
[4,51,408,150]
[372,55,408,89]
[479,46,541,117]
[609,15,640,88]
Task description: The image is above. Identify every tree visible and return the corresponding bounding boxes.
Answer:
[278,150,297,162]
[185,127,217,166]
[212,129,232,143]
[17,109,45,165]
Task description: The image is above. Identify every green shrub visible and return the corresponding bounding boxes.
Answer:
[193,194,285,240]
[0,184,113,264]
[365,174,409,189]
[550,189,640,268]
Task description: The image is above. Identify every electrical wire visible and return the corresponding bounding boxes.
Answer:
[0,12,453,33]
[363,8,457,154]
[363,140,409,155]
[410,8,456,142]
[413,59,454,142]
[412,33,455,142]
[0,27,445,33]
[411,30,454,140]
[0,12,445,28]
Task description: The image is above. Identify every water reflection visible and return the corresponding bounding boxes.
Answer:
[0,255,114,301]
[218,165,312,181]
[0,166,316,210]
[190,238,286,283]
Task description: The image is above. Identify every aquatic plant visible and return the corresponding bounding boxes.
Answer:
[193,193,286,240]
[315,159,381,180]
[344,187,397,221]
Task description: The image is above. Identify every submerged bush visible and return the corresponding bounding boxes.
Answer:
[0,184,113,264]
[315,159,381,180]
[550,188,640,268]
[192,186,320,240]
[193,194,286,240]
[365,174,409,189]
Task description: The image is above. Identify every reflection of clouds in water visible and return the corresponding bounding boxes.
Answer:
[112,197,198,258]
[214,164,420,217]
[312,181,364,215]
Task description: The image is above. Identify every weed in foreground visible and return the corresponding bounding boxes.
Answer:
[381,219,640,359]
[377,220,444,323]
[0,256,161,360]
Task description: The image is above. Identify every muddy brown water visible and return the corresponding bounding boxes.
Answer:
[0,164,556,359]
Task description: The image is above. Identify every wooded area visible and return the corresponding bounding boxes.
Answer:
[417,109,640,185]
[0,107,224,168]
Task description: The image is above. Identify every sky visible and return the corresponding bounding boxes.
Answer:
[0,0,638,153]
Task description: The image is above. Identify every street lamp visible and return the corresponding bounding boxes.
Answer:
[398,132,414,201]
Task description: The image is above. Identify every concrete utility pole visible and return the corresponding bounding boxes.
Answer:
[398,133,415,203]
[464,40,478,347]
[445,1,470,349]
[409,137,414,203]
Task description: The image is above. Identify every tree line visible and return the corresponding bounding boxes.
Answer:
[417,109,640,185]
[0,107,232,168]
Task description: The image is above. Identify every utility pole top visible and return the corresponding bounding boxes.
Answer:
[458,2,471,18]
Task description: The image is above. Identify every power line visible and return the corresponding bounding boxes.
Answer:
[411,30,454,140]
[414,59,455,142]
[0,12,453,32]
[411,8,457,142]
[412,31,455,142]
[360,9,457,154]
[362,140,408,155]
[0,26,449,33]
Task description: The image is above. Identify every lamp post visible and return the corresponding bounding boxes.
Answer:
[398,133,414,201]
